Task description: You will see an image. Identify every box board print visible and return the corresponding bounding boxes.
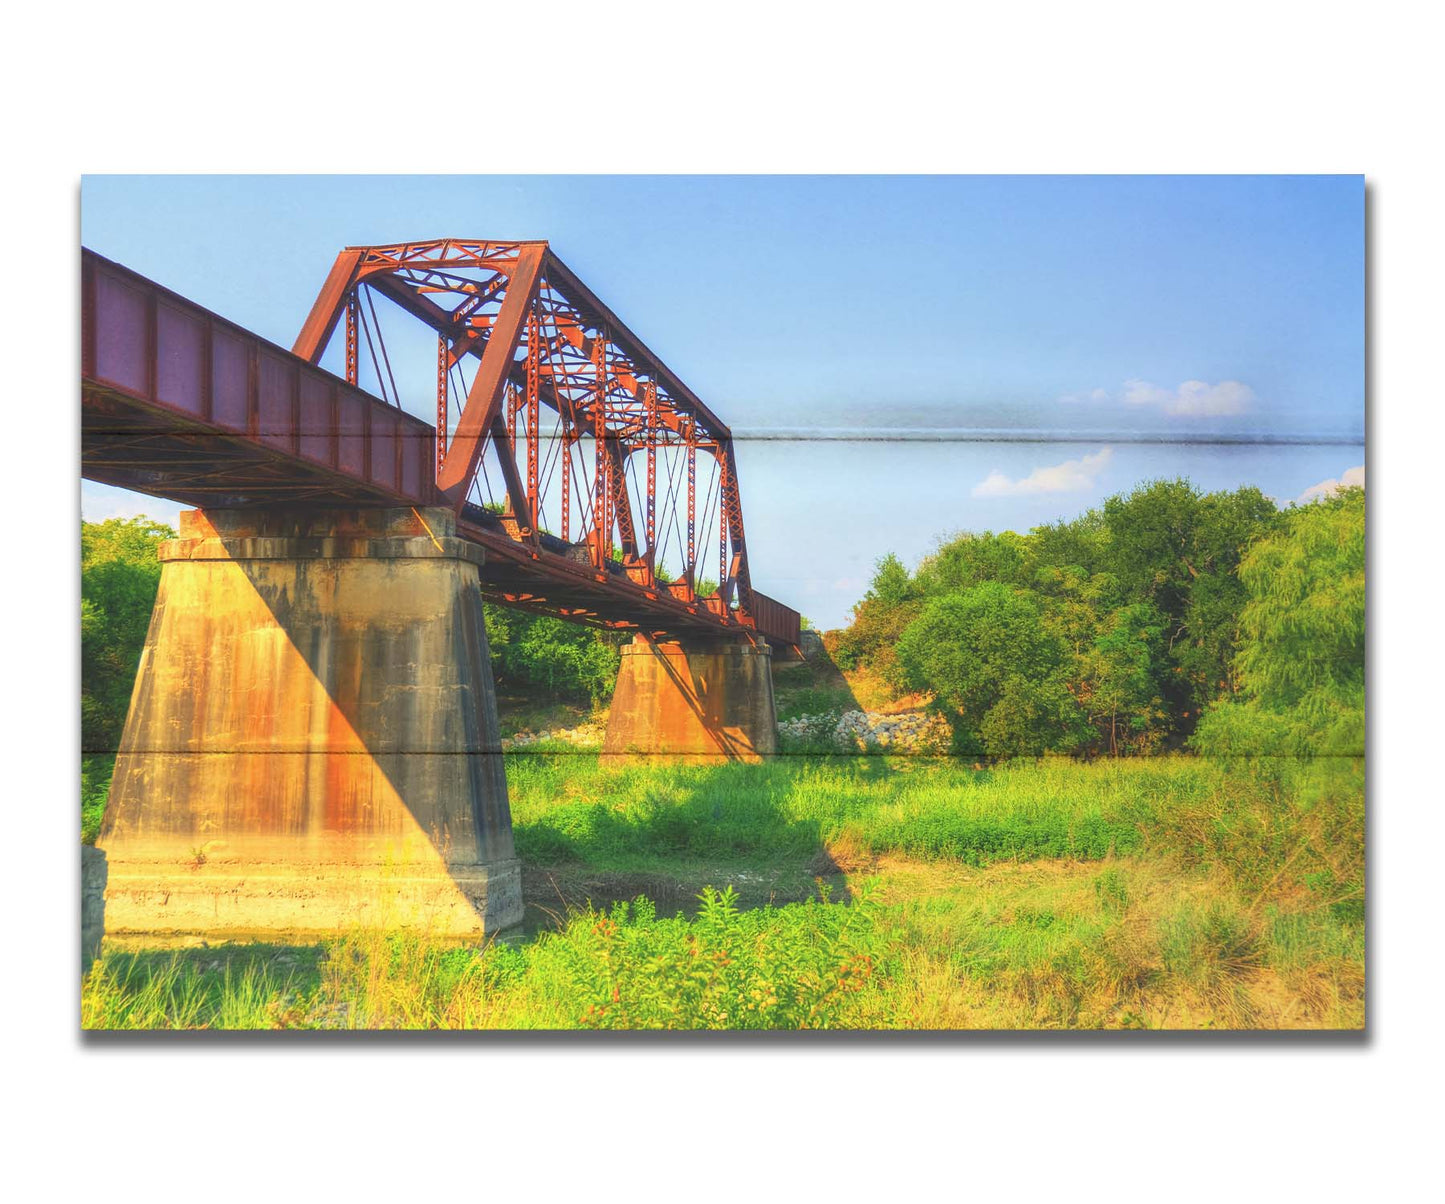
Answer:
[80,175,1364,1031]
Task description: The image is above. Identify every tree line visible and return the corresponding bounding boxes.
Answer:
[830,478,1364,759]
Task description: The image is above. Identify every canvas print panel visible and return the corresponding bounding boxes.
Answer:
[80,175,1364,1030]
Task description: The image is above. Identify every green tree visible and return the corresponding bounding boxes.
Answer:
[866,553,912,606]
[1174,486,1282,705]
[1192,488,1364,756]
[913,529,1032,596]
[1103,479,1278,722]
[831,554,923,685]
[81,516,174,752]
[484,603,622,704]
[1030,510,1108,579]
[1080,602,1170,756]
[1034,564,1119,658]
[897,582,1080,756]
[831,476,1283,756]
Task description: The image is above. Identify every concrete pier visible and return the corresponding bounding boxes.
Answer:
[98,506,522,941]
[602,636,778,760]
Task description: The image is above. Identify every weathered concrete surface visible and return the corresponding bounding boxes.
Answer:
[98,507,521,940]
[82,845,107,974]
[602,636,777,760]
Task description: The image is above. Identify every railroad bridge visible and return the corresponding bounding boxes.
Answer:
[82,241,800,938]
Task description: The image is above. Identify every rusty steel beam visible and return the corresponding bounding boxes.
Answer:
[541,251,733,442]
[435,244,545,505]
[84,245,799,647]
[293,249,365,365]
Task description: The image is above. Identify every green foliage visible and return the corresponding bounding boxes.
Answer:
[84,885,889,1031]
[81,755,114,844]
[867,553,912,606]
[551,883,885,1029]
[830,554,923,684]
[896,582,1080,756]
[1234,489,1364,712]
[913,529,1032,596]
[1101,480,1279,715]
[1193,488,1364,758]
[483,603,622,705]
[834,478,1289,757]
[81,516,174,753]
[1079,602,1171,755]
[507,753,1178,869]
[80,755,1364,1031]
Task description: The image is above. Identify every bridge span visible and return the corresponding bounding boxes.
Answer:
[82,246,800,647]
[83,242,799,940]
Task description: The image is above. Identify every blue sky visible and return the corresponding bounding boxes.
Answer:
[82,175,1364,628]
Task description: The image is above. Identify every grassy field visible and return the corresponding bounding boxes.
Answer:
[82,751,1364,1030]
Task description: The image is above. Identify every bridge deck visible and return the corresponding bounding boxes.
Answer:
[81,249,800,647]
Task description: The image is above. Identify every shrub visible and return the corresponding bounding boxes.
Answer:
[546,883,887,1029]
[82,516,174,753]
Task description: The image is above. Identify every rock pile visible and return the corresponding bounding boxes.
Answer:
[502,721,605,751]
[779,708,950,754]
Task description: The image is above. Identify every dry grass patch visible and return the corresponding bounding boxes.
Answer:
[855,856,1362,1030]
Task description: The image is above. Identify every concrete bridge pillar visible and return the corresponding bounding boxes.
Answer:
[98,506,522,942]
[602,635,778,760]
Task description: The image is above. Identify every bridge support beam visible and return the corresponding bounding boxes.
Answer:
[602,636,777,760]
[98,506,522,942]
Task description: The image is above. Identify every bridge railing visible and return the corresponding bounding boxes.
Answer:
[83,249,437,506]
[747,590,802,648]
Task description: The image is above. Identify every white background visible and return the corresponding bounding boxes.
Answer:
[1,3,1438,1200]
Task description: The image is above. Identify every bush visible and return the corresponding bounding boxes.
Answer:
[81,756,113,844]
[1192,488,1364,758]
[545,884,887,1029]
[82,516,174,753]
[828,478,1286,756]
[484,605,622,704]
[897,583,1082,757]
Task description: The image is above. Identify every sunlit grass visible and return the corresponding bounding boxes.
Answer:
[83,754,1364,1031]
[82,854,1363,1031]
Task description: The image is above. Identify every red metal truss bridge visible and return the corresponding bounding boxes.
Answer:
[81,242,801,648]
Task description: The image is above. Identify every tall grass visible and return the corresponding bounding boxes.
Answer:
[82,754,1364,1031]
[83,857,1363,1031]
[83,885,887,1031]
[506,752,1349,871]
[81,755,113,844]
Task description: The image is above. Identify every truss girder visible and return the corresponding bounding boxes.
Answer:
[82,245,799,648]
[293,237,774,631]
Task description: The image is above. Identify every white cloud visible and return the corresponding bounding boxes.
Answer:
[1121,379,1174,407]
[1297,464,1365,504]
[1061,379,1256,416]
[972,447,1114,498]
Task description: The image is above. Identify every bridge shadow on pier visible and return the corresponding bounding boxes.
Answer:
[105,528,891,944]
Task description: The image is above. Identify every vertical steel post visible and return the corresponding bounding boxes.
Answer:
[435,333,447,477]
[344,290,358,387]
[594,338,608,567]
[645,381,657,576]
[687,419,696,589]
[561,428,571,543]
[525,307,539,532]
[719,447,729,601]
